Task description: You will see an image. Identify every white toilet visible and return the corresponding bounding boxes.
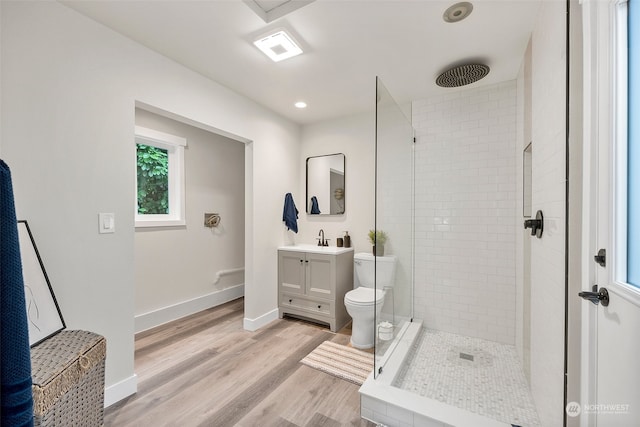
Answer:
[344,253,396,349]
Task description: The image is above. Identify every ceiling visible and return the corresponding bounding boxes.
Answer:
[61,0,541,125]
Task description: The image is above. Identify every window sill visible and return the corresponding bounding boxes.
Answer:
[135,218,186,228]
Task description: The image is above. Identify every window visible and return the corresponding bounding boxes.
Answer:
[135,126,186,227]
[628,0,639,287]
[610,0,640,291]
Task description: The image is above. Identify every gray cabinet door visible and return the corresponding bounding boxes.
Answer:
[305,253,334,300]
[279,251,305,295]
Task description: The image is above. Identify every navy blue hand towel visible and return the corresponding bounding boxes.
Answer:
[282,193,299,233]
[310,196,321,214]
[1,160,34,426]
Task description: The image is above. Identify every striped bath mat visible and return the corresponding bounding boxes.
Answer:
[300,340,374,385]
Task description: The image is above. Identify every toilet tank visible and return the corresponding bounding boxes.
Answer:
[354,253,397,289]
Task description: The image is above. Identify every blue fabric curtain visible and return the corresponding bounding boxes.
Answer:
[629,1,640,288]
[1,160,34,426]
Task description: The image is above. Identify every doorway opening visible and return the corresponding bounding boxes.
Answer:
[133,102,249,335]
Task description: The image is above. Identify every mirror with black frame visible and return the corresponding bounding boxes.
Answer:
[306,153,345,215]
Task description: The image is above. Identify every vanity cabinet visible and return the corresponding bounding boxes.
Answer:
[278,247,354,332]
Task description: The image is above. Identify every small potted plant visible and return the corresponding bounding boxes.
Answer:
[368,229,388,256]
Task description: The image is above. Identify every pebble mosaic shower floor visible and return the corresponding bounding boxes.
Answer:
[393,329,541,427]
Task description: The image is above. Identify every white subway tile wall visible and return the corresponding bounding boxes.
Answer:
[412,81,517,345]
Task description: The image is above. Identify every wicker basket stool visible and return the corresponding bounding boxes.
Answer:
[30,330,106,427]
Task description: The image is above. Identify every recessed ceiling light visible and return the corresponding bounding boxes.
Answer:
[443,2,473,23]
[294,101,307,109]
[254,29,303,62]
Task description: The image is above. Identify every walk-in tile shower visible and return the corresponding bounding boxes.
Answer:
[362,53,549,424]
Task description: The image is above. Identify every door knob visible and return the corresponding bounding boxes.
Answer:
[578,286,609,306]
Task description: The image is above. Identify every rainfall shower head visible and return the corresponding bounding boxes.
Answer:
[436,63,490,88]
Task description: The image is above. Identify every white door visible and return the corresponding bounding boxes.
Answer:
[579,1,640,425]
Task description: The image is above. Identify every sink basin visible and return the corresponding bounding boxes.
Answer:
[278,244,354,255]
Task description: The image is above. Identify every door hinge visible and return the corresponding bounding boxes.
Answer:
[594,248,606,267]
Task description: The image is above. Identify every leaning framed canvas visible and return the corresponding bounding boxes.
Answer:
[17,220,65,346]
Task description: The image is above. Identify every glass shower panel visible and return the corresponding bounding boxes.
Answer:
[374,76,414,377]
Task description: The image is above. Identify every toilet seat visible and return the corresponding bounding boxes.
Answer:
[345,287,384,306]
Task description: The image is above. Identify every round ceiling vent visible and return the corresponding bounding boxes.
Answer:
[436,63,490,88]
[443,2,474,23]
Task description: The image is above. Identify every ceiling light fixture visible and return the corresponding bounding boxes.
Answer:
[443,2,474,23]
[294,101,307,109]
[254,29,303,62]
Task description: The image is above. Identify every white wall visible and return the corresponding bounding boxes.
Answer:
[1,0,299,403]
[412,81,518,345]
[134,109,244,326]
[297,112,375,254]
[529,1,567,425]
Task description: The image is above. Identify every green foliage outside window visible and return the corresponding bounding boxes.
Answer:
[137,144,169,214]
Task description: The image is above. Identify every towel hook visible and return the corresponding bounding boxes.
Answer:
[204,213,221,228]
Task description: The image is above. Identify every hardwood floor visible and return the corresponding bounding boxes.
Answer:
[105,299,376,427]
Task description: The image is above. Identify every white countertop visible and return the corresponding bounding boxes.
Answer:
[278,244,355,255]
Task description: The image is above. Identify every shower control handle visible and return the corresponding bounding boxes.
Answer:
[524,210,544,238]
[524,219,540,235]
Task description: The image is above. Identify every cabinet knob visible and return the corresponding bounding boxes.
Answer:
[289,299,292,303]
[299,259,303,263]
[317,305,321,309]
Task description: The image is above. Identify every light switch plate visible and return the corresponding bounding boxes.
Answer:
[99,213,115,234]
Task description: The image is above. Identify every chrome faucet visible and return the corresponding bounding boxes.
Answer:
[317,229,329,246]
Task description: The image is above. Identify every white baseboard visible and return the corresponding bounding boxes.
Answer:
[135,284,244,333]
[243,307,279,331]
[104,374,137,408]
